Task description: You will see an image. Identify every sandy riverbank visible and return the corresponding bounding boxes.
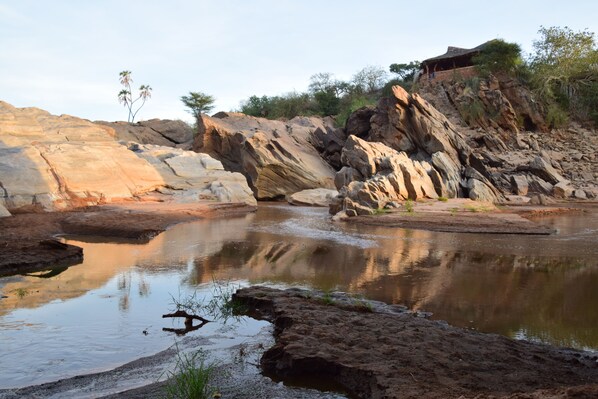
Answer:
[0,202,256,277]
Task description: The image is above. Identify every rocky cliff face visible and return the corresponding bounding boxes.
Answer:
[420,75,547,139]
[331,86,502,215]
[193,112,336,200]
[0,101,256,214]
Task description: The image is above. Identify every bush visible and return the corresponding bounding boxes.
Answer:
[545,103,569,128]
[336,95,377,127]
[472,39,523,77]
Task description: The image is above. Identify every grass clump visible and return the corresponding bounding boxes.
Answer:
[464,204,493,213]
[320,291,335,305]
[163,349,218,399]
[437,196,448,202]
[404,199,414,213]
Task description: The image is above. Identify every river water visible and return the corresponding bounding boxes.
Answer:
[1,204,598,389]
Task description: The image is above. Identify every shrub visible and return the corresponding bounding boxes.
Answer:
[545,103,569,128]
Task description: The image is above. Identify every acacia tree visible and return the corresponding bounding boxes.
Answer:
[117,70,152,123]
[180,91,215,124]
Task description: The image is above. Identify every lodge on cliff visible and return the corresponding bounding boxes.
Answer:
[418,41,491,85]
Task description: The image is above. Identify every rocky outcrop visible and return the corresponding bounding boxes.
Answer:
[420,75,547,136]
[0,101,256,212]
[194,112,336,200]
[498,77,547,132]
[287,188,338,207]
[96,119,195,149]
[331,86,502,215]
[330,136,440,215]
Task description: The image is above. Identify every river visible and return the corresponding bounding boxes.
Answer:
[1,204,597,389]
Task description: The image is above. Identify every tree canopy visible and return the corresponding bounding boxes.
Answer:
[181,92,215,121]
[472,39,523,77]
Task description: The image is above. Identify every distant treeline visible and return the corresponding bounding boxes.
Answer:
[237,26,598,128]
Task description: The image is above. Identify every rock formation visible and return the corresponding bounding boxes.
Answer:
[193,112,336,200]
[0,101,256,212]
[95,119,195,149]
[332,86,502,215]
[287,188,339,207]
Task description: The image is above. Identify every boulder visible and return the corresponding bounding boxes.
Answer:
[553,181,573,199]
[0,101,256,212]
[573,189,587,200]
[194,112,335,200]
[345,106,375,138]
[288,188,339,207]
[96,119,194,149]
[510,175,529,196]
[519,157,566,185]
[0,203,10,217]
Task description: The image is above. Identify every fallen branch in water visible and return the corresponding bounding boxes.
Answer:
[162,310,211,336]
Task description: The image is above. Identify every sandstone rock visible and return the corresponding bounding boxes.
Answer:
[530,194,556,205]
[0,203,10,217]
[331,136,439,213]
[308,117,347,169]
[96,119,194,149]
[288,188,338,207]
[0,101,256,212]
[194,113,335,200]
[345,106,375,138]
[510,175,529,195]
[522,157,566,185]
[573,189,587,200]
[334,166,363,190]
[527,176,554,195]
[553,181,573,199]
[498,77,547,132]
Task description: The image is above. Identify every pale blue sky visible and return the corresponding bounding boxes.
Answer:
[1,0,596,123]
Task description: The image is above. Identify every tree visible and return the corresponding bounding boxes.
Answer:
[351,65,388,93]
[389,61,420,82]
[529,26,598,123]
[117,70,152,123]
[472,39,523,77]
[180,92,215,123]
[308,73,349,116]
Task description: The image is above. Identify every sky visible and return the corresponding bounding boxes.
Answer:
[1,0,597,123]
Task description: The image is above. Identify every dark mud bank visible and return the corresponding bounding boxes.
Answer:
[234,286,598,399]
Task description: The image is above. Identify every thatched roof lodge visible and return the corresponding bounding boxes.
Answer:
[419,41,491,85]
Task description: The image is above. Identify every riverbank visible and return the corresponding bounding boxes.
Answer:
[0,202,256,277]
[234,286,598,399]
[341,198,583,234]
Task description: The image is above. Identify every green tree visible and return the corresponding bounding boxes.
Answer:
[117,70,152,123]
[529,26,598,123]
[181,92,215,123]
[308,73,349,116]
[389,61,420,81]
[472,39,523,77]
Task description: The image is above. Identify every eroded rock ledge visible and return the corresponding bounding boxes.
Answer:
[234,286,598,399]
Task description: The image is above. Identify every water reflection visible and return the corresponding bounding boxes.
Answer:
[1,205,598,388]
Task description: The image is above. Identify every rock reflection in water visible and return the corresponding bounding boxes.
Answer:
[1,204,598,389]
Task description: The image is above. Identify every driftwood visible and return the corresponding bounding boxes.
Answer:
[162,310,210,336]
